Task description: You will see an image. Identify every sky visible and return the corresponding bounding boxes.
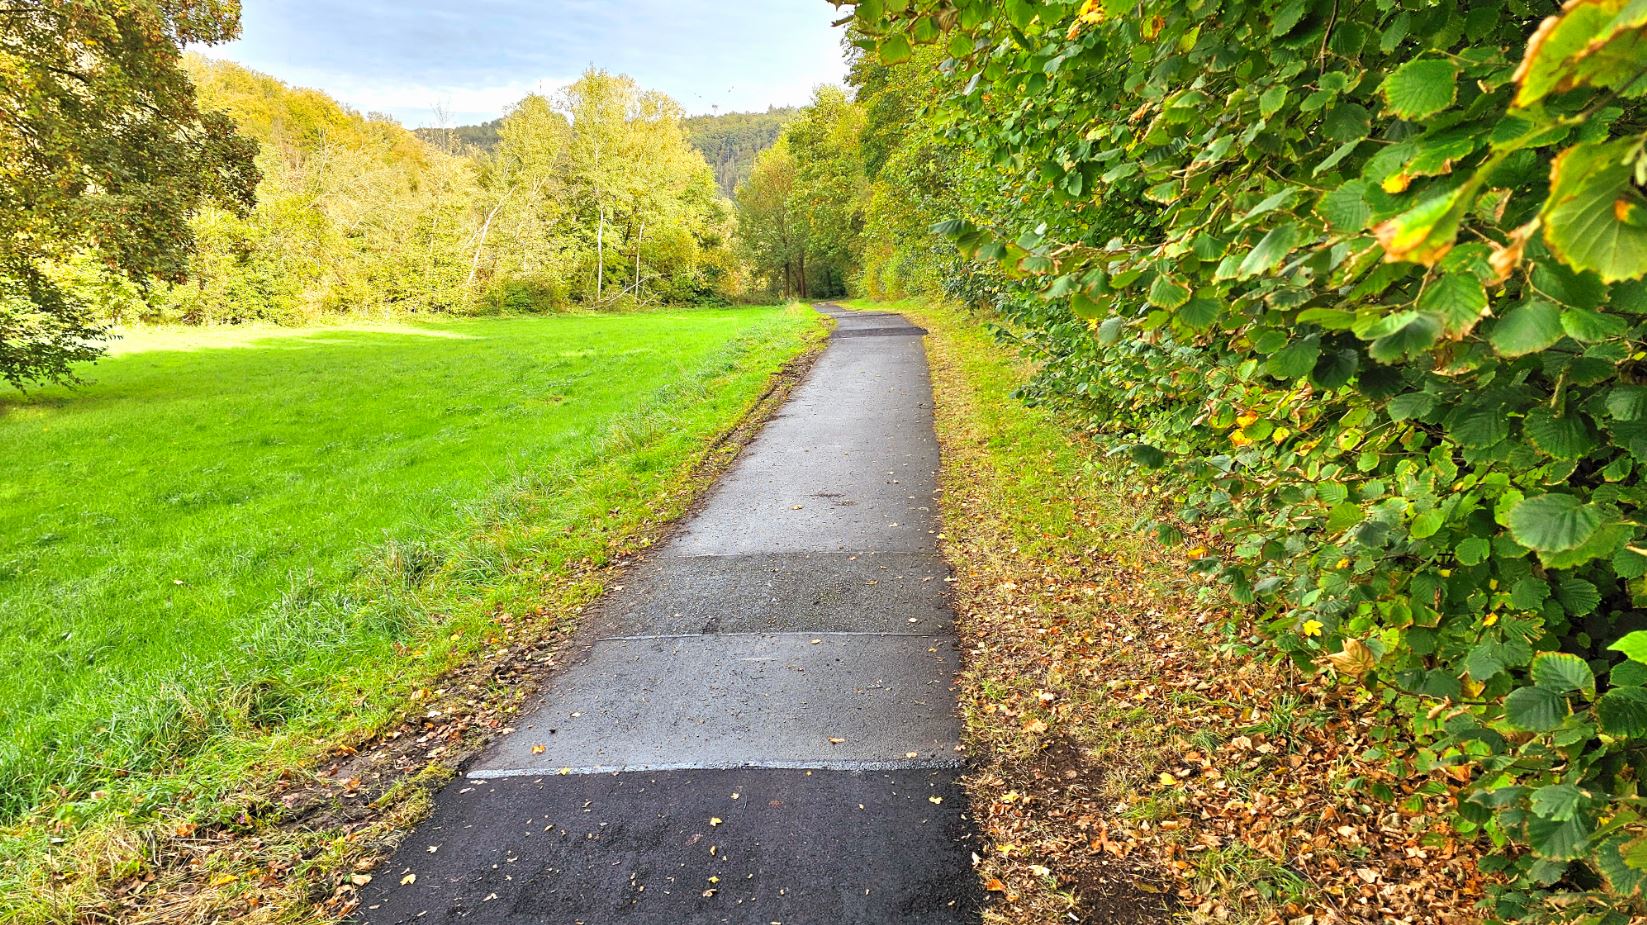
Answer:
[198,0,853,128]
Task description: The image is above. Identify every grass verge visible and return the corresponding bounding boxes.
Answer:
[0,306,828,922]
[850,298,1488,924]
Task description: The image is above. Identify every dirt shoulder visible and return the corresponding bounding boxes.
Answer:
[892,298,1489,925]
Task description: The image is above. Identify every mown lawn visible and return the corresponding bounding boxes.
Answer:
[0,308,816,833]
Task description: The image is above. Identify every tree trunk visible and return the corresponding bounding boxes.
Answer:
[596,204,605,299]
[634,220,644,297]
[798,251,808,300]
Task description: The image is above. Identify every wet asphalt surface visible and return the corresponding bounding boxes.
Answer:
[359,305,982,924]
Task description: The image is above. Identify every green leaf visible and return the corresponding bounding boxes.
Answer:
[1612,630,1647,663]
[1297,306,1358,329]
[1531,651,1595,693]
[1615,661,1647,687]
[1097,316,1126,344]
[879,33,913,65]
[1236,223,1301,279]
[1512,576,1552,610]
[1597,686,1647,737]
[1489,300,1565,356]
[1410,509,1445,539]
[1266,339,1320,381]
[1523,408,1598,460]
[1455,536,1491,565]
[1259,86,1287,118]
[1450,404,1510,448]
[1555,578,1601,615]
[1560,307,1629,342]
[1530,783,1587,822]
[1381,58,1460,119]
[1176,297,1220,331]
[1542,138,1647,284]
[1506,494,1603,553]
[1317,181,1373,230]
[1147,274,1191,309]
[1505,685,1568,731]
[1071,290,1104,320]
[1540,521,1629,569]
[1311,348,1359,389]
[1607,384,1647,421]
[1593,834,1647,896]
[1528,813,1593,861]
[1326,501,1363,533]
[1369,313,1441,363]
[1419,273,1489,335]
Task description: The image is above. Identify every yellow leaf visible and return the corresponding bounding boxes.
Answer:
[710,817,723,826]
[1320,638,1377,676]
[400,873,417,886]
[530,744,546,755]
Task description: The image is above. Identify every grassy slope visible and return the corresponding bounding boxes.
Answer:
[854,299,1485,924]
[0,308,823,919]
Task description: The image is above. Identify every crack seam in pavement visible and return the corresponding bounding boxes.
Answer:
[463,756,964,780]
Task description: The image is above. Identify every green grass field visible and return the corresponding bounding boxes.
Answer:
[0,308,816,830]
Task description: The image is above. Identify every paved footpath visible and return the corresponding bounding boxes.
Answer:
[361,304,981,924]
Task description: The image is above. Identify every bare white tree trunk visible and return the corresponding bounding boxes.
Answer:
[467,195,508,289]
[633,219,644,298]
[596,203,605,299]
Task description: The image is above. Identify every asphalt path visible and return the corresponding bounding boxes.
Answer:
[359,304,981,924]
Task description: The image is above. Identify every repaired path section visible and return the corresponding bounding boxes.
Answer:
[360,305,981,924]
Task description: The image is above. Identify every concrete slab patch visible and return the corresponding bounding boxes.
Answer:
[358,767,982,925]
[592,552,953,636]
[833,326,930,337]
[665,339,940,557]
[469,633,961,776]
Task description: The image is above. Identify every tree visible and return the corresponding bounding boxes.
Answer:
[736,138,802,297]
[0,1,259,388]
[785,86,866,298]
[732,86,866,300]
[560,69,725,303]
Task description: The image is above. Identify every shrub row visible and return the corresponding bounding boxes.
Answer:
[851,0,1647,918]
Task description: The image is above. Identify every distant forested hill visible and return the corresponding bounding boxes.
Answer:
[683,107,797,197]
[415,106,794,197]
[414,118,503,153]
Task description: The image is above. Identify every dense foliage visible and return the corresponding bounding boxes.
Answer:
[33,57,739,333]
[846,0,1647,918]
[0,1,258,387]
[735,87,867,298]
